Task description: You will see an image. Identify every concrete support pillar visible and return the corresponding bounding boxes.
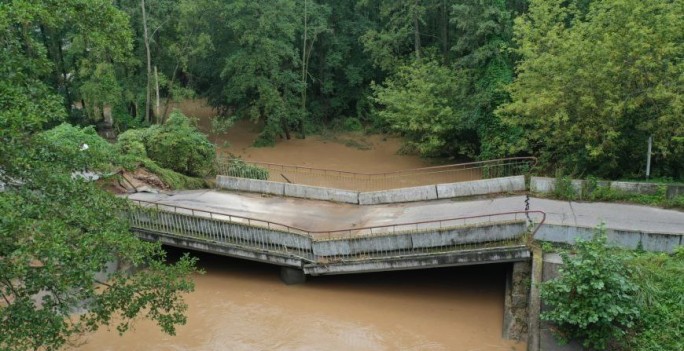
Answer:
[280,266,306,285]
[503,260,532,341]
[527,247,543,351]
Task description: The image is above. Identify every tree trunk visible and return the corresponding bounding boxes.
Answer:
[413,0,421,60]
[154,65,160,122]
[300,0,308,136]
[141,0,152,124]
[441,0,449,62]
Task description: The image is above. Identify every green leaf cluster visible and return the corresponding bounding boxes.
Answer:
[117,111,216,177]
[500,0,684,178]
[541,227,640,349]
[542,227,684,350]
[372,58,472,157]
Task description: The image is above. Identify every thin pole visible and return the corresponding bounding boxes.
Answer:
[646,135,652,179]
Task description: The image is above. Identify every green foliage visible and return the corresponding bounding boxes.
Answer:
[553,173,578,200]
[117,129,149,158]
[117,111,216,177]
[500,0,684,178]
[0,181,197,351]
[221,159,270,180]
[372,58,474,157]
[342,117,363,132]
[38,123,119,173]
[540,226,640,349]
[626,250,684,351]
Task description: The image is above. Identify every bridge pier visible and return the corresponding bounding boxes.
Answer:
[280,266,307,285]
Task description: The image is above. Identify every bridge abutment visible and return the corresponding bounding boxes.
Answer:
[503,260,532,341]
[280,266,307,285]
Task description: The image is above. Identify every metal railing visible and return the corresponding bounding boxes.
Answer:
[128,199,546,264]
[215,157,537,192]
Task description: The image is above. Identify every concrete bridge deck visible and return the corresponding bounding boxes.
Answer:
[128,190,684,236]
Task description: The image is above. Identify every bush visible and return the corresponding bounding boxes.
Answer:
[540,226,640,350]
[222,159,269,180]
[342,117,363,132]
[116,128,148,158]
[117,111,215,177]
[39,123,118,172]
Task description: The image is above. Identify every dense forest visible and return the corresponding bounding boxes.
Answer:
[3,0,683,178]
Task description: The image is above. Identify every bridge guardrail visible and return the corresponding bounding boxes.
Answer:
[128,199,546,264]
[215,157,537,192]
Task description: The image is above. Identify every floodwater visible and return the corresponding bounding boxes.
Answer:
[175,99,431,172]
[71,249,524,351]
[71,100,525,350]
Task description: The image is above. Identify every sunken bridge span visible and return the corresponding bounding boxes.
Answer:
[129,157,544,281]
[127,157,684,282]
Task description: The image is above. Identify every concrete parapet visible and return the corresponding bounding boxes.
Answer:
[535,224,682,252]
[139,210,313,251]
[610,181,660,195]
[410,223,526,249]
[283,183,359,204]
[216,176,284,196]
[531,176,684,201]
[667,184,684,199]
[530,177,583,195]
[312,223,526,257]
[358,185,438,205]
[304,247,531,275]
[437,176,526,198]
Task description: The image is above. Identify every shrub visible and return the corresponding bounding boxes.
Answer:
[39,123,118,172]
[540,226,640,349]
[116,128,148,158]
[119,111,216,177]
[222,159,269,180]
[342,117,363,132]
[553,172,577,200]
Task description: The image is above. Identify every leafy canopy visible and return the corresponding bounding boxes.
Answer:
[499,0,684,178]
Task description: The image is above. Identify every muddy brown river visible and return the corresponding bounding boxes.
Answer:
[72,101,525,350]
[72,250,524,351]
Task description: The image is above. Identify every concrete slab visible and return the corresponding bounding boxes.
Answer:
[127,191,684,243]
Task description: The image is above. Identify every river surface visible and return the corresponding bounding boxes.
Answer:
[72,101,525,350]
[72,249,524,351]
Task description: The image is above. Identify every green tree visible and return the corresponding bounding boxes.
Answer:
[203,0,304,145]
[499,0,684,178]
[450,0,524,159]
[372,58,475,157]
[359,0,432,71]
[1,2,197,350]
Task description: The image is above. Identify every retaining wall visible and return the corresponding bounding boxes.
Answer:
[216,175,525,204]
